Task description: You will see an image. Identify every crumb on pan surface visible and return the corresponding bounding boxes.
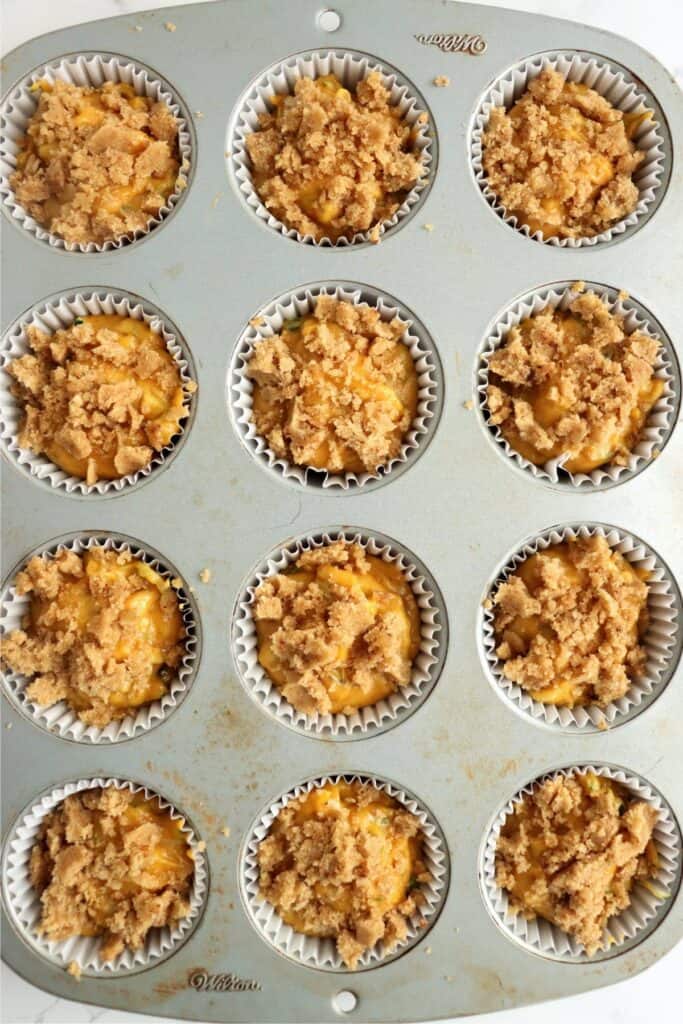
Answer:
[10,80,181,246]
[257,780,430,967]
[245,71,424,241]
[486,290,663,474]
[253,540,420,716]
[1,547,185,727]
[492,535,649,708]
[30,787,194,961]
[6,314,195,485]
[495,772,658,953]
[482,67,649,239]
[246,296,418,475]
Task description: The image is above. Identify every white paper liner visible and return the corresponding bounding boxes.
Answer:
[233,528,446,738]
[229,284,440,490]
[0,290,197,496]
[480,764,681,961]
[0,53,192,252]
[476,282,678,490]
[470,51,669,247]
[241,773,449,970]
[1,777,208,975]
[228,50,434,246]
[479,523,681,732]
[0,532,200,743]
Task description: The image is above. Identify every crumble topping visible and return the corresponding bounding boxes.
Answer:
[482,67,648,238]
[7,314,195,484]
[258,781,430,967]
[253,540,420,715]
[1,547,185,727]
[496,772,658,953]
[486,290,663,474]
[245,72,424,241]
[11,80,181,246]
[492,536,649,707]
[247,296,418,474]
[30,788,194,961]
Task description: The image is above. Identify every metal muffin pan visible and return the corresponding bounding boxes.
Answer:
[0,1,681,1021]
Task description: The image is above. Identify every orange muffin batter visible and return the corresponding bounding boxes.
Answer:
[7,314,194,485]
[247,295,418,475]
[496,772,658,953]
[11,79,181,246]
[482,68,648,239]
[30,787,194,961]
[1,547,185,727]
[253,540,420,715]
[258,780,429,967]
[492,536,649,707]
[486,290,663,474]
[246,72,424,241]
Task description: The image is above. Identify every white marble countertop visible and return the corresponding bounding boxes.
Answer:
[1,0,681,1021]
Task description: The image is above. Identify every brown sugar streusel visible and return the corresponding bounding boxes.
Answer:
[245,71,425,241]
[482,67,649,239]
[11,79,182,247]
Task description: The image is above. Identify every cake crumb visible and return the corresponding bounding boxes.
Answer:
[433,76,450,87]
[463,399,474,410]
[171,576,183,590]
[573,280,586,293]
[482,598,493,610]
[67,960,82,980]
[221,826,231,838]
[164,21,177,32]
[423,223,434,231]
[652,448,661,459]
[195,111,204,120]
[249,316,265,328]
[424,945,433,954]
[596,717,609,732]
[618,289,630,301]
[195,840,207,853]
[198,567,212,584]
[369,223,381,244]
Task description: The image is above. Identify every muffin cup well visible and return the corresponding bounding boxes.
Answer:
[0,289,197,497]
[0,53,193,252]
[479,764,681,962]
[240,772,449,971]
[232,527,446,739]
[470,51,669,247]
[1,777,208,975]
[0,532,201,743]
[476,282,679,491]
[478,523,681,733]
[227,49,435,247]
[229,283,441,492]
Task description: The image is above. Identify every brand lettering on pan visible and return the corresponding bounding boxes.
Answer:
[415,33,488,55]
[188,969,261,992]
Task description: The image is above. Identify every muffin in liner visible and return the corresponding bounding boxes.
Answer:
[227,49,435,246]
[240,772,449,970]
[232,527,446,739]
[475,281,679,490]
[0,53,193,252]
[0,531,201,743]
[1,777,208,975]
[0,289,197,497]
[228,283,442,491]
[479,763,681,962]
[478,523,681,733]
[470,51,670,247]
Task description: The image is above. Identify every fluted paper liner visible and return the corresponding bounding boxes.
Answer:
[241,773,449,970]
[0,53,192,252]
[229,284,440,490]
[233,528,445,739]
[1,777,208,975]
[228,49,434,246]
[0,290,197,496]
[476,282,678,490]
[0,533,200,743]
[471,51,668,247]
[480,764,681,961]
[479,523,681,732]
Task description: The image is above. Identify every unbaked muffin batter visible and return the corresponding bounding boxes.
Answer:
[1,547,185,726]
[253,540,420,715]
[258,780,429,968]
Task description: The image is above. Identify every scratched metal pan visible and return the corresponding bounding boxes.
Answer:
[1,1,681,1021]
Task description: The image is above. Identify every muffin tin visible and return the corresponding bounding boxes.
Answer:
[0,1,681,1021]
